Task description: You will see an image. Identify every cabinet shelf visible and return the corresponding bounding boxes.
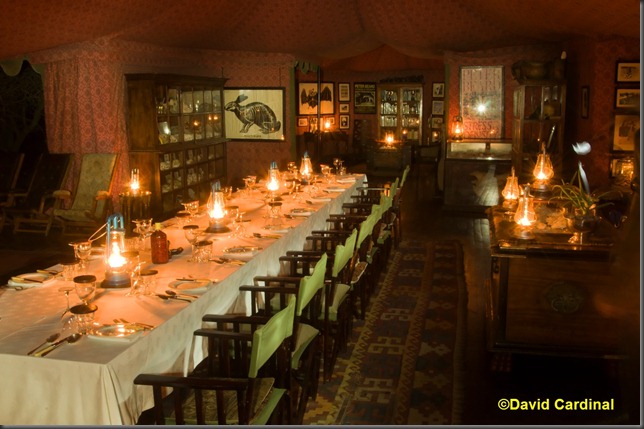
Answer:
[125,74,228,220]
[377,84,423,144]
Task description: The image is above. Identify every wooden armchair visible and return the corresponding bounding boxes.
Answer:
[7,153,72,235]
[51,153,118,236]
[134,298,295,425]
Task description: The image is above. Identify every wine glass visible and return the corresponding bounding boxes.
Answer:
[58,286,74,318]
[183,225,203,261]
[69,241,92,272]
[73,275,96,305]
[333,158,342,175]
[182,200,200,219]
[133,218,154,250]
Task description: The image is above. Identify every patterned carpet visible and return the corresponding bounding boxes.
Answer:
[302,240,467,425]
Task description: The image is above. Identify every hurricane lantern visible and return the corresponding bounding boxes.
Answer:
[102,213,131,288]
[206,181,230,233]
[129,168,140,194]
[501,167,521,203]
[300,151,313,184]
[266,161,281,202]
[514,185,537,229]
[451,115,464,141]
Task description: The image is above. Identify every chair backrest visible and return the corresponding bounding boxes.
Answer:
[70,153,117,211]
[400,164,411,189]
[22,153,72,209]
[249,296,295,378]
[331,228,357,278]
[297,253,327,316]
[0,152,24,192]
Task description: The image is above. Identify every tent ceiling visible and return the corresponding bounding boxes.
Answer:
[0,0,639,71]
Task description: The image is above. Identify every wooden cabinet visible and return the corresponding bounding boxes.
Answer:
[486,205,621,359]
[377,84,422,144]
[125,74,228,220]
[512,82,566,181]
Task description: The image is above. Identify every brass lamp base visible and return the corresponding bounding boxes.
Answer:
[101,271,131,288]
[206,222,230,233]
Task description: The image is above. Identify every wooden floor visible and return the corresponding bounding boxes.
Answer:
[0,161,639,425]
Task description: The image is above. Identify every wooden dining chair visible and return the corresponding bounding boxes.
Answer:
[242,252,328,423]
[7,153,72,235]
[134,297,295,425]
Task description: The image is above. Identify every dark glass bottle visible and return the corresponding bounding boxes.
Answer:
[150,223,169,264]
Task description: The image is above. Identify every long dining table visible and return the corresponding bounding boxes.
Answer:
[0,174,365,425]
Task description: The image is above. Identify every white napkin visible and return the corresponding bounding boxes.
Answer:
[336,176,357,183]
[221,251,255,261]
[290,209,312,217]
[8,273,57,288]
[323,187,346,193]
[307,196,332,203]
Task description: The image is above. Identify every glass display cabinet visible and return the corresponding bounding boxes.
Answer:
[377,84,422,144]
[125,74,228,220]
[512,82,566,181]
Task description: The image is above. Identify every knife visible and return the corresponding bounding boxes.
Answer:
[11,276,43,284]
[32,334,72,357]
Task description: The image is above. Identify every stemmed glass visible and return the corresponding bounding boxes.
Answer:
[182,200,200,219]
[333,158,342,175]
[58,286,74,319]
[183,225,204,262]
[232,211,249,238]
[69,241,92,272]
[243,175,257,197]
[133,218,154,250]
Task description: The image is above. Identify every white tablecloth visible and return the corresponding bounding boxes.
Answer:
[0,175,364,425]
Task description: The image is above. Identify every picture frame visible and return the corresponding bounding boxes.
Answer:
[353,82,377,114]
[339,103,350,113]
[338,83,351,102]
[432,82,445,98]
[612,114,639,152]
[431,116,444,129]
[460,66,504,138]
[339,114,350,130]
[325,117,335,126]
[224,87,285,141]
[309,117,318,132]
[615,88,640,109]
[298,82,334,115]
[581,86,590,119]
[432,100,444,115]
[616,61,640,83]
[297,117,309,127]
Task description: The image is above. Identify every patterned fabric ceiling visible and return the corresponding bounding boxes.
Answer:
[0,0,639,71]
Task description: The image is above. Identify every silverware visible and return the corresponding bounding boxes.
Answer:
[27,333,60,355]
[37,269,61,276]
[156,293,192,303]
[165,289,198,299]
[34,333,82,357]
[11,276,43,284]
[253,232,280,239]
[116,318,155,330]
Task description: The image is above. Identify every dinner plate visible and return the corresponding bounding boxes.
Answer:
[8,272,55,288]
[88,323,144,342]
[169,278,210,293]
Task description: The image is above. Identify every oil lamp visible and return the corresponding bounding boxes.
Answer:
[532,142,554,198]
[300,151,313,185]
[451,115,464,141]
[323,119,331,131]
[514,185,537,239]
[501,167,521,208]
[129,168,140,194]
[206,180,230,233]
[384,133,395,147]
[102,213,131,288]
[266,160,281,201]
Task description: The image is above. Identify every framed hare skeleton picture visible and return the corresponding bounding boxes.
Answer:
[224,88,285,141]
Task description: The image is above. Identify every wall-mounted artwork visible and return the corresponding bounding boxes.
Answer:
[224,88,284,141]
[338,83,351,102]
[353,82,376,114]
[612,114,639,152]
[298,82,334,115]
[459,66,504,139]
[616,61,640,83]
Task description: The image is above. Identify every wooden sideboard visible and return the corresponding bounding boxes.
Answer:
[486,205,622,360]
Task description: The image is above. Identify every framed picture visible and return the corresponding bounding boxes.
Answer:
[432,100,444,115]
[616,61,640,83]
[324,117,335,126]
[431,116,444,129]
[339,103,350,113]
[298,82,334,115]
[224,87,284,141]
[432,82,445,98]
[615,88,640,109]
[297,117,309,127]
[581,86,590,119]
[339,115,350,130]
[309,117,318,132]
[338,83,350,102]
[353,82,376,114]
[612,114,639,152]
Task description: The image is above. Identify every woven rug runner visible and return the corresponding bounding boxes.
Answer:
[302,240,467,425]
